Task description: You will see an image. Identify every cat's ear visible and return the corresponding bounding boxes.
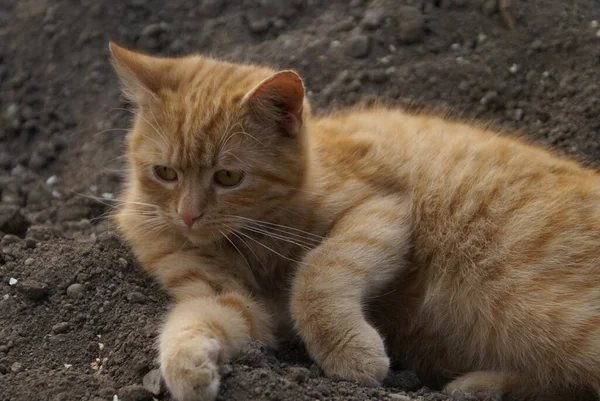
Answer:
[242,71,306,137]
[109,41,172,104]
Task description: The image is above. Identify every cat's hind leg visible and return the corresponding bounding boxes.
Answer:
[445,371,598,401]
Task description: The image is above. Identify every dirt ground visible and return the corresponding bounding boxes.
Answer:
[1,0,599,400]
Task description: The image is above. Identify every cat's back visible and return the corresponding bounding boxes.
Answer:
[311,106,600,271]
[312,106,600,385]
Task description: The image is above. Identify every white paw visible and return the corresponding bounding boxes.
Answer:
[160,337,222,401]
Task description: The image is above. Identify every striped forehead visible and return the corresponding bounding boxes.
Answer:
[165,89,235,169]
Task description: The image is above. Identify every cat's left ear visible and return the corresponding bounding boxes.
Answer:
[109,41,173,104]
[242,71,306,137]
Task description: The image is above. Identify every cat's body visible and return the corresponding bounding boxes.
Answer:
[109,42,600,401]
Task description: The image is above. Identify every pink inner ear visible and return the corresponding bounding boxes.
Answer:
[247,71,305,131]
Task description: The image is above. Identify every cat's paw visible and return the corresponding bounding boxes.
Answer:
[444,371,506,401]
[318,324,390,387]
[160,337,222,401]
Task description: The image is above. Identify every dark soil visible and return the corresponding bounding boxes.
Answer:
[1,0,599,400]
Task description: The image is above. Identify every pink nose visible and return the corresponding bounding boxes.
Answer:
[181,213,202,228]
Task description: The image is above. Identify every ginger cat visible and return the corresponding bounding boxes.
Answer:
[109,42,600,401]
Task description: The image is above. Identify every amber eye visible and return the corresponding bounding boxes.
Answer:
[153,166,178,182]
[213,170,244,187]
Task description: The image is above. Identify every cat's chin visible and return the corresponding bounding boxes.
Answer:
[183,230,222,246]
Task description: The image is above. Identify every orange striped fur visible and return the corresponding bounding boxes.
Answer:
[109,42,600,401]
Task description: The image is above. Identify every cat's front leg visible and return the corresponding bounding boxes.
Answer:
[290,195,412,386]
[159,291,272,401]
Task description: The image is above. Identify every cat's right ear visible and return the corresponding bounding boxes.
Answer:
[109,41,170,105]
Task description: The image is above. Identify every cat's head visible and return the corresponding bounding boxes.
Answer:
[110,42,311,244]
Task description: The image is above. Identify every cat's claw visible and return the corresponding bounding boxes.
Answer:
[319,324,390,387]
[160,337,222,401]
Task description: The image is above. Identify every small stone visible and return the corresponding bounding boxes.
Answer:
[17,280,49,301]
[513,108,524,121]
[66,283,85,299]
[29,143,55,170]
[24,238,37,249]
[530,39,543,50]
[344,34,371,58]
[11,362,23,373]
[287,366,310,383]
[368,70,388,83]
[127,292,147,304]
[480,91,501,109]
[117,385,153,401]
[52,322,70,334]
[220,364,233,378]
[142,369,165,395]
[57,205,91,223]
[0,206,30,236]
[1,234,21,247]
[362,8,384,30]
[199,0,225,18]
[46,175,57,185]
[248,17,270,34]
[0,153,11,169]
[451,388,465,400]
[509,63,519,74]
[482,0,497,16]
[590,20,598,29]
[458,81,470,92]
[389,395,411,401]
[26,225,59,241]
[8,278,18,286]
[0,345,8,353]
[24,258,35,266]
[348,79,362,92]
[3,103,21,132]
[117,258,129,269]
[99,387,117,398]
[397,6,424,44]
[141,22,171,38]
[477,33,487,43]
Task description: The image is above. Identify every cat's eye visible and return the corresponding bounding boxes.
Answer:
[153,166,178,182]
[213,170,244,187]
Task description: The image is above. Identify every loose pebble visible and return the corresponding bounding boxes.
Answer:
[344,34,371,58]
[362,8,384,30]
[142,369,165,395]
[46,175,57,185]
[67,283,85,298]
[117,385,153,401]
[11,362,23,373]
[8,278,18,286]
[24,258,35,266]
[1,234,21,247]
[117,258,128,269]
[397,6,424,44]
[126,292,147,304]
[389,395,411,401]
[52,322,70,334]
[17,280,49,301]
